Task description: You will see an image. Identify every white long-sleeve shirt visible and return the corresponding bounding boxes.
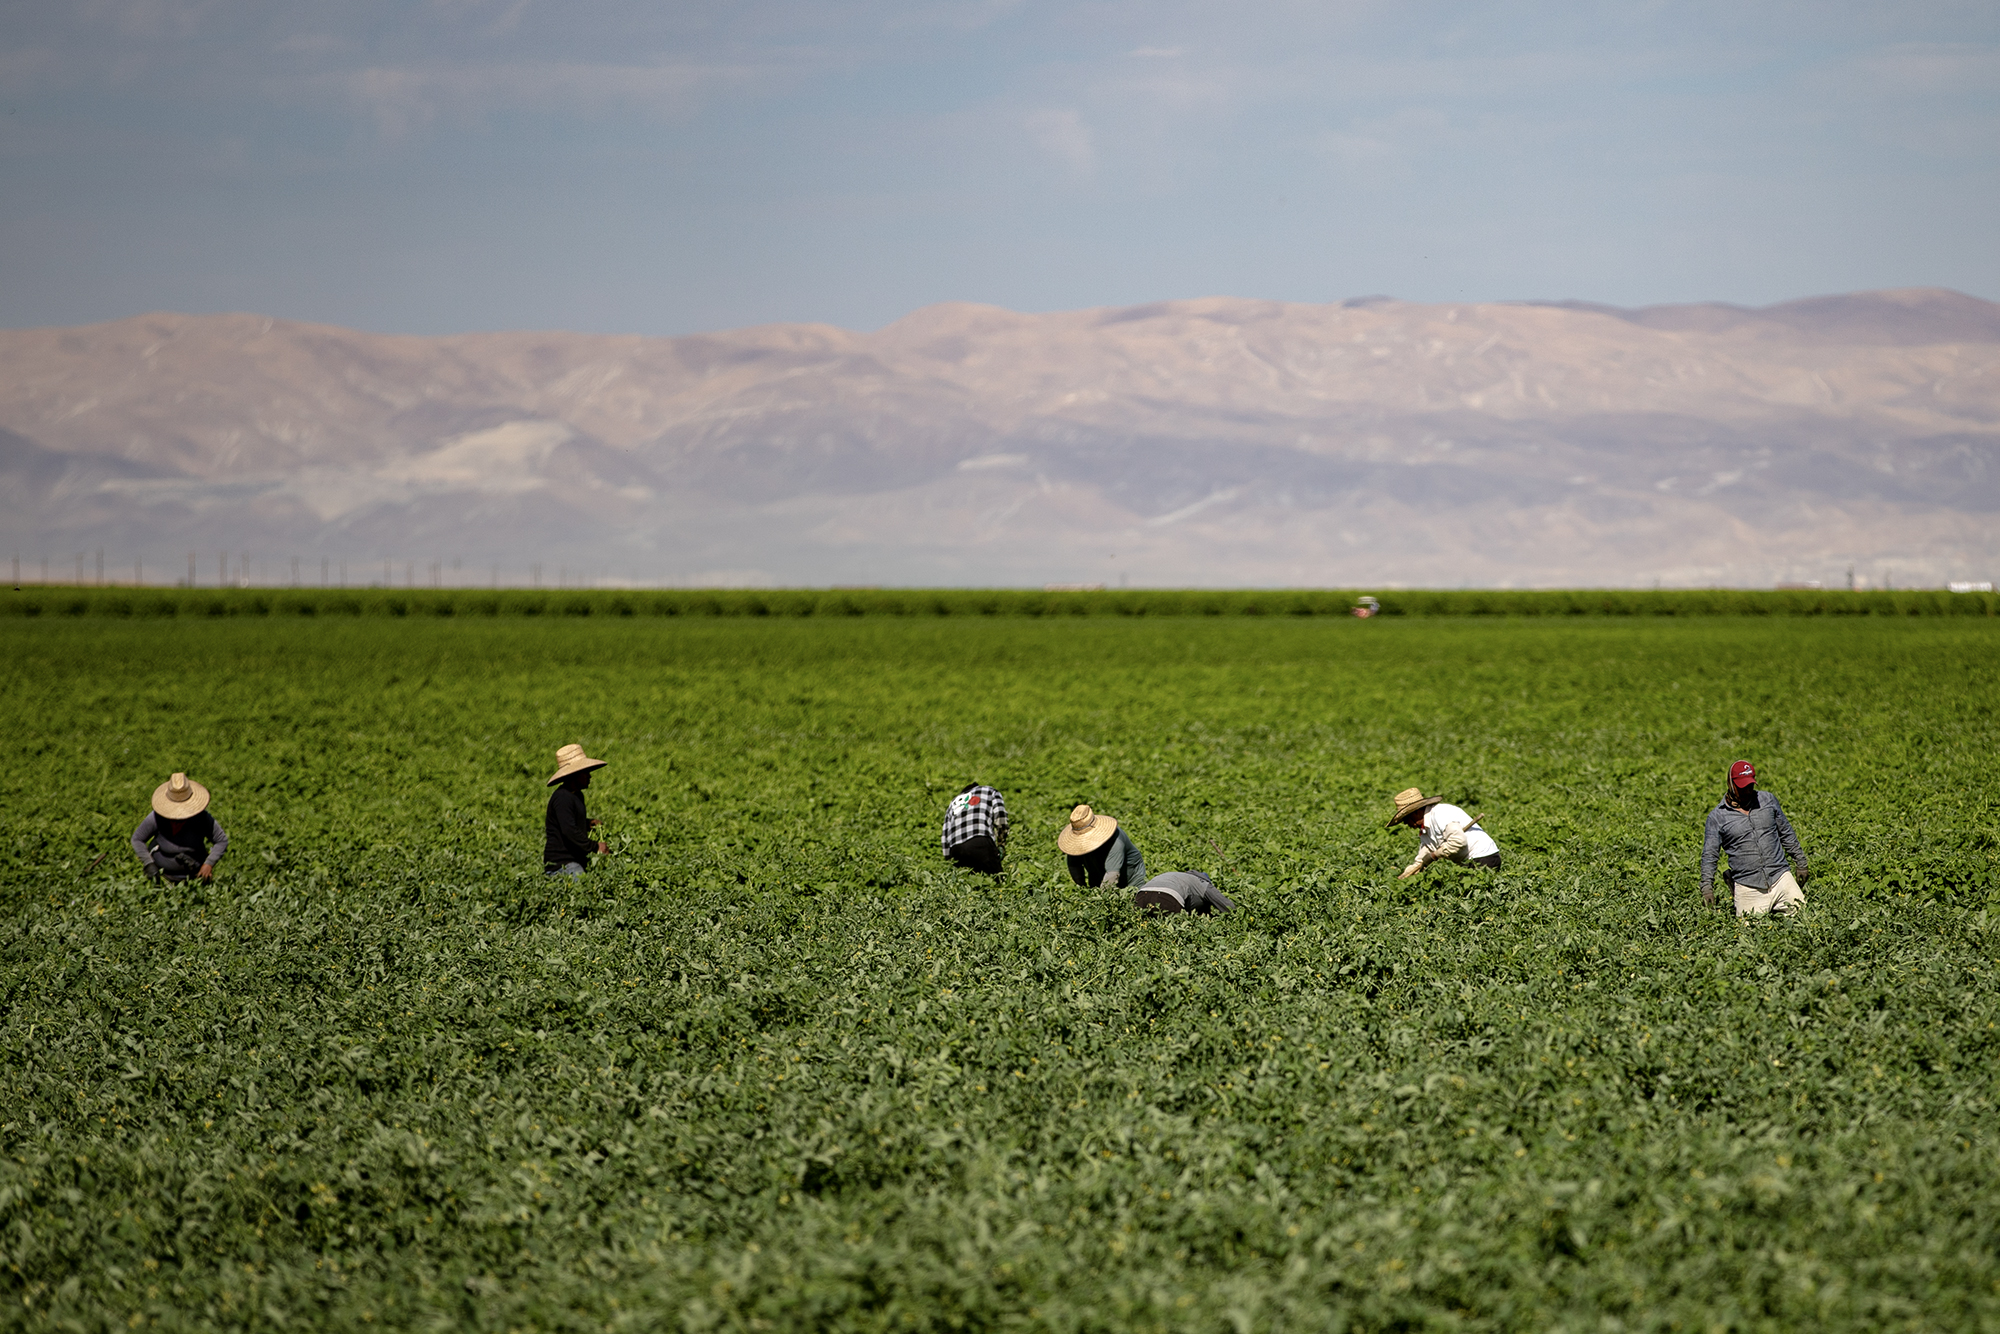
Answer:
[1418,803,1498,864]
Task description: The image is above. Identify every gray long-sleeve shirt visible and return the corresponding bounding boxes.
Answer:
[1701,791,1805,895]
[1136,871,1235,915]
[131,811,227,876]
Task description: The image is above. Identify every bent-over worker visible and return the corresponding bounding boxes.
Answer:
[131,772,228,883]
[1701,760,1809,916]
[1133,870,1234,916]
[941,783,1009,874]
[1388,787,1500,879]
[545,743,609,876]
[1059,804,1147,888]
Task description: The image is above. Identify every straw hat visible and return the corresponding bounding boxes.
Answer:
[1385,787,1444,828]
[1057,803,1119,855]
[546,743,607,786]
[152,772,210,819]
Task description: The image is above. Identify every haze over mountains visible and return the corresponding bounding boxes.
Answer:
[3,288,1997,588]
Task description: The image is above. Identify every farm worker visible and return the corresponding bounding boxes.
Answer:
[545,743,609,877]
[1133,870,1234,916]
[1701,761,1810,915]
[1059,804,1148,888]
[130,772,228,883]
[941,783,1009,874]
[1388,788,1500,878]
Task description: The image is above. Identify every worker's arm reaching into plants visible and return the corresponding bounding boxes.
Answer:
[1401,820,1470,879]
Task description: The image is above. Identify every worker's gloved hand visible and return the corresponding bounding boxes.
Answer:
[1398,862,1422,880]
[1796,865,1811,885]
[1702,884,1715,907]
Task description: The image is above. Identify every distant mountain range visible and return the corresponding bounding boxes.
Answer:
[3,288,1996,588]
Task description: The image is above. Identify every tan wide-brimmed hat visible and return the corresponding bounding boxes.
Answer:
[1057,803,1119,855]
[546,743,608,786]
[1385,787,1444,828]
[152,772,210,819]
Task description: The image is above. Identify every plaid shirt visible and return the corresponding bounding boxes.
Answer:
[941,785,1009,854]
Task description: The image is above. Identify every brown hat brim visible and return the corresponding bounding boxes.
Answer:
[546,757,607,786]
[1385,795,1443,828]
[1057,816,1118,856]
[152,779,210,819]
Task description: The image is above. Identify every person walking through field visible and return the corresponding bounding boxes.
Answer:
[941,783,1009,874]
[545,743,609,876]
[1059,804,1148,888]
[1702,761,1810,915]
[1388,788,1500,878]
[131,772,228,883]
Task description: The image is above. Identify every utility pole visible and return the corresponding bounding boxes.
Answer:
[188,551,197,587]
[321,556,329,587]
[96,548,104,586]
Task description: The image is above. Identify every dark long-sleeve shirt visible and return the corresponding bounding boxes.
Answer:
[1067,828,1147,888]
[1701,791,1806,895]
[131,811,227,876]
[544,787,595,869]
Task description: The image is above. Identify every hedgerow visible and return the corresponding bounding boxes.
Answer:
[6,586,1995,620]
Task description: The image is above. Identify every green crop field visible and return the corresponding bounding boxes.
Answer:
[1,614,1996,1332]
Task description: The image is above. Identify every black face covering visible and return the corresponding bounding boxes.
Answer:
[1726,783,1759,810]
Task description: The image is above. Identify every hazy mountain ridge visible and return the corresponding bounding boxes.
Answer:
[2,289,1995,587]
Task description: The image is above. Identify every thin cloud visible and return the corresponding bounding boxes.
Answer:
[318,59,768,137]
[1025,107,1095,176]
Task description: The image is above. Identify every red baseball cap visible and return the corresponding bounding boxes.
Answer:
[1729,761,1756,788]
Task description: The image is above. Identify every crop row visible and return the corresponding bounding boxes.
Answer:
[7,585,1996,620]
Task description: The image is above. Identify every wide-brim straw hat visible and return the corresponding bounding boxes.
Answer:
[1385,787,1444,828]
[547,743,608,786]
[1057,803,1118,855]
[152,772,210,819]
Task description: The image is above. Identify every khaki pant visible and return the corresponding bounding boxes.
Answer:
[1732,870,1804,917]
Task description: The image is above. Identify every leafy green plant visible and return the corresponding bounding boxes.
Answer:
[0,615,1995,1329]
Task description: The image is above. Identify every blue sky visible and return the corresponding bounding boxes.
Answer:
[2,0,1995,334]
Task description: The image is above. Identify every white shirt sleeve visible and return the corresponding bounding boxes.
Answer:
[1423,804,1498,861]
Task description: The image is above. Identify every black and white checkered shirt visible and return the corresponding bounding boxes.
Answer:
[941,784,1008,854]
